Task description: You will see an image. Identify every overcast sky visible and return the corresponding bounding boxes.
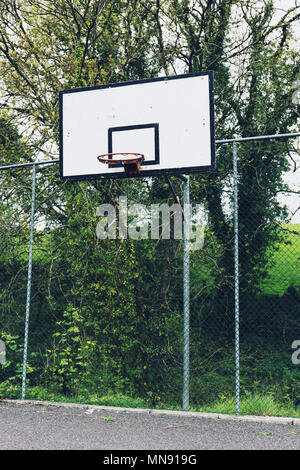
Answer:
[263,0,300,223]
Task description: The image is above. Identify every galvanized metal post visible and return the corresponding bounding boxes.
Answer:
[233,142,240,415]
[21,164,36,400]
[183,175,190,411]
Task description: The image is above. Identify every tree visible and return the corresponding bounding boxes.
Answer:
[0,115,37,392]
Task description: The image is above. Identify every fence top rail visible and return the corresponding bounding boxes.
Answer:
[216,132,300,145]
[0,159,59,171]
[0,132,299,171]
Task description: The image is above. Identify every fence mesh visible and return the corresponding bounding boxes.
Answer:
[0,137,299,416]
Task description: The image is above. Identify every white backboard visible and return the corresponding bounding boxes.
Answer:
[59,72,215,180]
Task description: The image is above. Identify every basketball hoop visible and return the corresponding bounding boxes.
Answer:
[97,152,145,177]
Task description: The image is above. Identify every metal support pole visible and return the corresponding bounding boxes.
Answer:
[182,175,190,411]
[233,142,240,415]
[21,164,36,400]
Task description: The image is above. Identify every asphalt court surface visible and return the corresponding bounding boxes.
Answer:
[0,400,300,452]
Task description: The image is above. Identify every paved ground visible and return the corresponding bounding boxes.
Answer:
[0,400,300,451]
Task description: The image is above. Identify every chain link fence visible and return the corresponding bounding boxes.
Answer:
[0,133,299,416]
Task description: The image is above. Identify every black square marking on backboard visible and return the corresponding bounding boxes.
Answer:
[108,123,160,168]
